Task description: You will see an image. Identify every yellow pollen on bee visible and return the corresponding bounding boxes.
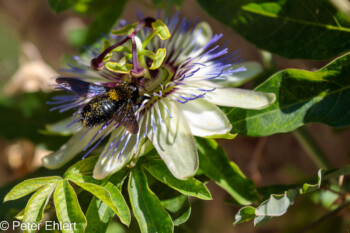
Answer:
[255,96,259,100]
[109,89,120,101]
[241,94,245,98]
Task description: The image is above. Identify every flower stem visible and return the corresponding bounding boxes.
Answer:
[292,126,332,169]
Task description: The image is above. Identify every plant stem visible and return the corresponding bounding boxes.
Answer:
[293,127,332,169]
[298,201,350,233]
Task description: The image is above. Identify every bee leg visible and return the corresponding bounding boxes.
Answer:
[113,113,139,135]
[123,118,139,134]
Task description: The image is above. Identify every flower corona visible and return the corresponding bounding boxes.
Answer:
[42,13,275,180]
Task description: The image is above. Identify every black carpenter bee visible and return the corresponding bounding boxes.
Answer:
[56,78,140,134]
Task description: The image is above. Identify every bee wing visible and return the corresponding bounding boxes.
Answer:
[113,101,139,134]
[56,77,107,97]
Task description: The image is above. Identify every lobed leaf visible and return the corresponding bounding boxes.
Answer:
[54,180,87,233]
[197,0,350,59]
[228,53,350,136]
[71,181,129,225]
[4,176,61,202]
[22,184,56,233]
[64,155,99,177]
[128,165,174,233]
[64,174,101,185]
[85,169,129,232]
[142,158,212,200]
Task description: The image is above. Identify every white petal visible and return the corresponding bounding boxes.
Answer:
[45,118,80,136]
[42,126,109,169]
[93,116,147,180]
[93,129,137,180]
[148,99,198,180]
[214,62,263,87]
[205,86,276,109]
[180,98,232,137]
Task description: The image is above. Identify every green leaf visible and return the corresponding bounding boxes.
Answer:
[160,190,191,226]
[64,155,99,177]
[142,158,211,200]
[234,189,298,227]
[233,206,255,225]
[128,165,174,233]
[85,170,129,233]
[71,181,129,225]
[65,174,101,185]
[84,0,128,46]
[300,169,324,194]
[254,189,298,226]
[54,180,87,233]
[148,178,191,226]
[234,167,349,226]
[23,184,56,233]
[15,208,25,220]
[196,137,258,205]
[163,196,190,226]
[197,0,350,59]
[228,52,350,136]
[85,197,115,233]
[48,0,76,13]
[257,184,298,200]
[103,182,131,225]
[4,176,61,202]
[108,167,129,189]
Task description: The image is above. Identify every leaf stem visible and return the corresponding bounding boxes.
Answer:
[292,127,332,169]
